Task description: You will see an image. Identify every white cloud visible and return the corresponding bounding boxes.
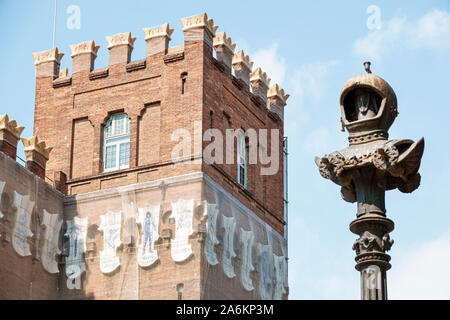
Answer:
[302,126,345,155]
[390,233,450,299]
[290,60,340,104]
[251,43,287,86]
[413,9,450,50]
[353,9,450,60]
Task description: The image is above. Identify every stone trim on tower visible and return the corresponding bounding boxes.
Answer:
[143,23,174,56]
[267,84,290,121]
[213,32,236,70]
[250,68,271,101]
[21,136,52,180]
[32,48,64,78]
[69,40,100,73]
[106,32,136,65]
[232,50,253,86]
[181,13,218,45]
[0,114,24,160]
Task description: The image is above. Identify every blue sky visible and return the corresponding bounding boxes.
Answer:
[1,0,449,299]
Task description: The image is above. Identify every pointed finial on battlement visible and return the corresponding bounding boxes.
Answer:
[21,136,53,180]
[106,32,136,65]
[69,40,100,57]
[106,32,136,49]
[32,48,64,66]
[21,136,53,160]
[143,23,174,40]
[213,32,236,53]
[69,40,100,73]
[0,114,25,139]
[232,50,253,86]
[59,68,69,77]
[32,48,64,78]
[181,13,218,45]
[213,32,236,69]
[181,13,218,37]
[250,68,271,101]
[268,84,290,105]
[143,23,174,56]
[267,84,289,120]
[0,114,24,160]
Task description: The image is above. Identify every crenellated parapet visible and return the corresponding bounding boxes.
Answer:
[181,13,218,45]
[250,68,271,101]
[213,32,236,70]
[32,48,64,78]
[21,136,53,180]
[69,40,100,73]
[143,23,174,56]
[0,114,24,160]
[267,84,290,120]
[106,32,136,65]
[30,12,289,119]
[232,50,253,86]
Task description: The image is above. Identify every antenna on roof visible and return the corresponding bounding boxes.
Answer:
[52,0,57,48]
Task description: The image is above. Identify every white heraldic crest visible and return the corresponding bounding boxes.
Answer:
[65,217,88,279]
[240,229,255,291]
[273,253,288,300]
[258,243,274,300]
[12,191,35,257]
[0,181,5,219]
[137,206,160,267]
[203,201,219,266]
[170,199,195,262]
[99,211,122,273]
[41,210,62,274]
[221,215,236,278]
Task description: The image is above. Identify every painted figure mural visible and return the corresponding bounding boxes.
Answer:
[137,206,160,267]
[170,199,195,262]
[99,211,122,273]
[65,217,88,279]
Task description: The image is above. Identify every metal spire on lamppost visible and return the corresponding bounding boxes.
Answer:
[315,62,425,300]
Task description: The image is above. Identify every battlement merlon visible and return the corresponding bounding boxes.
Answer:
[69,40,100,73]
[232,50,254,86]
[181,13,218,46]
[0,114,25,160]
[106,32,136,65]
[32,48,64,78]
[21,136,53,180]
[143,23,174,56]
[267,84,290,121]
[250,68,271,101]
[213,32,236,70]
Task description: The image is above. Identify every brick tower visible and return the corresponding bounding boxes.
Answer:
[0,13,288,300]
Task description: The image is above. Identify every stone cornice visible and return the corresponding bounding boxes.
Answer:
[21,136,53,160]
[143,23,174,40]
[32,48,64,66]
[69,40,100,57]
[0,114,24,139]
[106,32,136,49]
[180,13,218,37]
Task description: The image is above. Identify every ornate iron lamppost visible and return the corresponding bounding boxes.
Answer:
[315,62,425,300]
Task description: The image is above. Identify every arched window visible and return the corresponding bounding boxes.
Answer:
[237,130,247,188]
[103,114,130,172]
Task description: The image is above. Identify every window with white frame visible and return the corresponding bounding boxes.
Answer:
[237,131,247,188]
[103,113,131,172]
